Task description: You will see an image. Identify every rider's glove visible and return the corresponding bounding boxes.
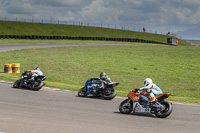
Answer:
[132,88,140,92]
[146,89,152,93]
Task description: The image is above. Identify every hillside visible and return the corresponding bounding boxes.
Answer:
[0,21,189,45]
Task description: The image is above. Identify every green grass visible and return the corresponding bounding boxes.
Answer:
[0,45,199,103]
[0,21,189,46]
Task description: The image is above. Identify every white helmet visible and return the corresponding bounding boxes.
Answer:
[35,67,40,71]
[144,78,153,88]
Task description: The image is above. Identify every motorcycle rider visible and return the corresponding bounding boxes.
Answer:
[88,72,112,95]
[99,72,112,88]
[139,78,163,107]
[28,67,43,79]
[19,67,43,86]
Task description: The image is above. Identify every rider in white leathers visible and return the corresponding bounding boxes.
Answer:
[139,78,163,107]
[99,72,112,88]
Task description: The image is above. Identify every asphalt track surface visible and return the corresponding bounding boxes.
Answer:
[0,43,129,51]
[0,44,200,133]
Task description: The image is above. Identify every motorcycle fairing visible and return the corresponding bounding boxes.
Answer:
[107,82,119,87]
[127,89,140,102]
[85,80,100,96]
[133,102,151,113]
[128,90,151,113]
[140,90,154,102]
[155,93,172,101]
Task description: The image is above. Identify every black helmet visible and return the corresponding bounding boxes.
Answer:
[100,72,106,78]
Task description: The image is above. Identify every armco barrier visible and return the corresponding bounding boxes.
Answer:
[0,35,166,45]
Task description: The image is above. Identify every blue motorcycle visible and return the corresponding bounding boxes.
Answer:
[78,78,119,100]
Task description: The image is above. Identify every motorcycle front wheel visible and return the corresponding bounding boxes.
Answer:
[103,88,117,100]
[154,101,172,118]
[78,86,87,97]
[13,80,20,88]
[119,99,133,114]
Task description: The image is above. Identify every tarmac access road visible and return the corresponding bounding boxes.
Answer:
[0,43,133,51]
[0,43,200,133]
[0,82,200,133]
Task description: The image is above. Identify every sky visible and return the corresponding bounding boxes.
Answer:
[0,0,200,39]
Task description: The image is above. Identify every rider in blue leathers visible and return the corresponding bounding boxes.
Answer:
[139,78,163,107]
[25,67,43,82]
[31,67,43,78]
[20,67,43,86]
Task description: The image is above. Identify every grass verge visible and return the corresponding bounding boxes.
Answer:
[0,44,199,103]
[0,21,189,46]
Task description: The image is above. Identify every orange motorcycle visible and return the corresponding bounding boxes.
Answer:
[119,88,172,118]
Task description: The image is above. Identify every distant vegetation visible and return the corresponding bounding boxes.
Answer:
[0,21,189,46]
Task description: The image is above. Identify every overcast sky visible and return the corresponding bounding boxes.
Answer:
[0,0,200,38]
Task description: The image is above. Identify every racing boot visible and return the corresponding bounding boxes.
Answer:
[151,99,161,108]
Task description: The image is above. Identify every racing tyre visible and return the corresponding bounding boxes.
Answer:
[13,80,20,88]
[155,101,172,118]
[119,99,133,114]
[78,87,87,97]
[29,80,44,91]
[103,88,117,100]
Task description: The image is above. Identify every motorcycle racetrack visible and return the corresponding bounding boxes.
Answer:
[0,44,200,133]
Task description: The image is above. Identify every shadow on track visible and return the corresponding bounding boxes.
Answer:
[114,111,158,118]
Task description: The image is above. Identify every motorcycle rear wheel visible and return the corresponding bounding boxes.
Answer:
[103,88,117,100]
[155,101,172,118]
[119,99,133,114]
[29,80,44,91]
[78,87,87,97]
